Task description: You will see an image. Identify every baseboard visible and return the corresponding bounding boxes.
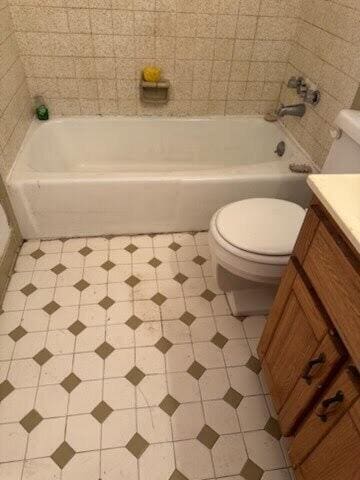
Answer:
[0,228,22,307]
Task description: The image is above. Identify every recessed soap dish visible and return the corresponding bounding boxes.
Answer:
[140,79,170,104]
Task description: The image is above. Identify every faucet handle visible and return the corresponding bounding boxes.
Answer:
[296,78,308,97]
[304,88,321,106]
[276,103,284,115]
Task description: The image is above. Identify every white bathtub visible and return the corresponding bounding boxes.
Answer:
[8,116,315,239]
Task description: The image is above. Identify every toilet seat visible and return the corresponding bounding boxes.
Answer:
[216,198,305,258]
[209,198,306,284]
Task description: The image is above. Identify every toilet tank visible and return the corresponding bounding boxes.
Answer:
[322,109,360,173]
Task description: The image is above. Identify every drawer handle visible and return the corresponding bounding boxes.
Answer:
[316,390,344,422]
[302,353,326,384]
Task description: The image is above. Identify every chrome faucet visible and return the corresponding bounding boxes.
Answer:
[276,103,306,118]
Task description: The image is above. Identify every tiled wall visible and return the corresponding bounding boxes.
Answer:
[9,0,300,116]
[280,0,360,167]
[0,0,27,299]
[0,0,32,178]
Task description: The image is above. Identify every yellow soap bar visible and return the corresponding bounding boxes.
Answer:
[143,66,161,83]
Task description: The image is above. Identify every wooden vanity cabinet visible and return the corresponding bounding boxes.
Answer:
[261,271,344,435]
[258,198,360,479]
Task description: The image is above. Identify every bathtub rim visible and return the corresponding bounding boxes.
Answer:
[7,114,318,182]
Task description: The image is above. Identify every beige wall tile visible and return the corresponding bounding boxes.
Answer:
[3,0,359,176]
[282,0,360,167]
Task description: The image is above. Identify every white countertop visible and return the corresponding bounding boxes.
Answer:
[307,174,360,254]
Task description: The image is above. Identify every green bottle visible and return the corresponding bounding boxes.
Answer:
[34,96,49,121]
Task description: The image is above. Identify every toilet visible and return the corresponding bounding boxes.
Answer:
[209,109,360,316]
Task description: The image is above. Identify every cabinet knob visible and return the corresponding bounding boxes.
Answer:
[302,352,326,385]
[316,390,344,422]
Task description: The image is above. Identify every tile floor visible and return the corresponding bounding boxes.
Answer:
[0,232,292,480]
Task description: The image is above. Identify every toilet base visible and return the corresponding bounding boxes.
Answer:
[226,286,278,316]
[214,263,279,316]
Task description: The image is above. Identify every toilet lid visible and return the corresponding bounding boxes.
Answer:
[216,198,305,256]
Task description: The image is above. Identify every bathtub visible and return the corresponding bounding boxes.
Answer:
[8,116,315,239]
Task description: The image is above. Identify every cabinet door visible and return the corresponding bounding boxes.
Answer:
[298,398,360,480]
[261,272,344,435]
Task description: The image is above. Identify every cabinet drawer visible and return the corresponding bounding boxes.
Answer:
[303,221,360,367]
[289,364,360,465]
[260,268,346,435]
[298,398,360,480]
[278,331,345,435]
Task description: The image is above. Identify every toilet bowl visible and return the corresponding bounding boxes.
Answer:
[209,198,306,316]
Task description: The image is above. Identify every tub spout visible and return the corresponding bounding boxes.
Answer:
[276,103,306,118]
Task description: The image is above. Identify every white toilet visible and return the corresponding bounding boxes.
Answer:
[209,109,360,316]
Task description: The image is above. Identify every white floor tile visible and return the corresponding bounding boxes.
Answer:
[7,272,33,291]
[108,264,132,283]
[227,366,263,396]
[174,439,214,480]
[14,255,36,272]
[109,236,131,249]
[7,359,40,387]
[237,395,270,432]
[165,343,194,372]
[68,380,103,415]
[212,433,247,477]
[0,423,27,462]
[104,348,135,378]
[243,315,267,338]
[13,332,47,360]
[139,442,175,480]
[107,324,134,348]
[171,402,204,441]
[0,311,22,335]
[203,400,239,434]
[199,368,230,400]
[22,310,49,332]
[66,414,101,451]
[136,346,165,374]
[160,298,186,320]
[244,430,286,470]
[27,417,66,459]
[0,335,15,360]
[136,374,168,407]
[48,306,78,330]
[73,352,104,380]
[193,342,225,369]
[167,372,201,403]
[101,448,137,480]
[163,320,191,344]
[75,326,105,353]
[36,385,68,418]
[23,458,60,480]
[215,315,245,339]
[134,300,161,321]
[222,338,252,367]
[78,304,107,327]
[190,317,217,342]
[56,268,83,287]
[102,409,136,448]
[0,387,36,423]
[46,330,75,354]
[137,407,172,443]
[135,321,162,346]
[62,451,100,480]
[39,354,73,385]
[104,377,135,410]
[25,289,54,310]
[2,291,26,312]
